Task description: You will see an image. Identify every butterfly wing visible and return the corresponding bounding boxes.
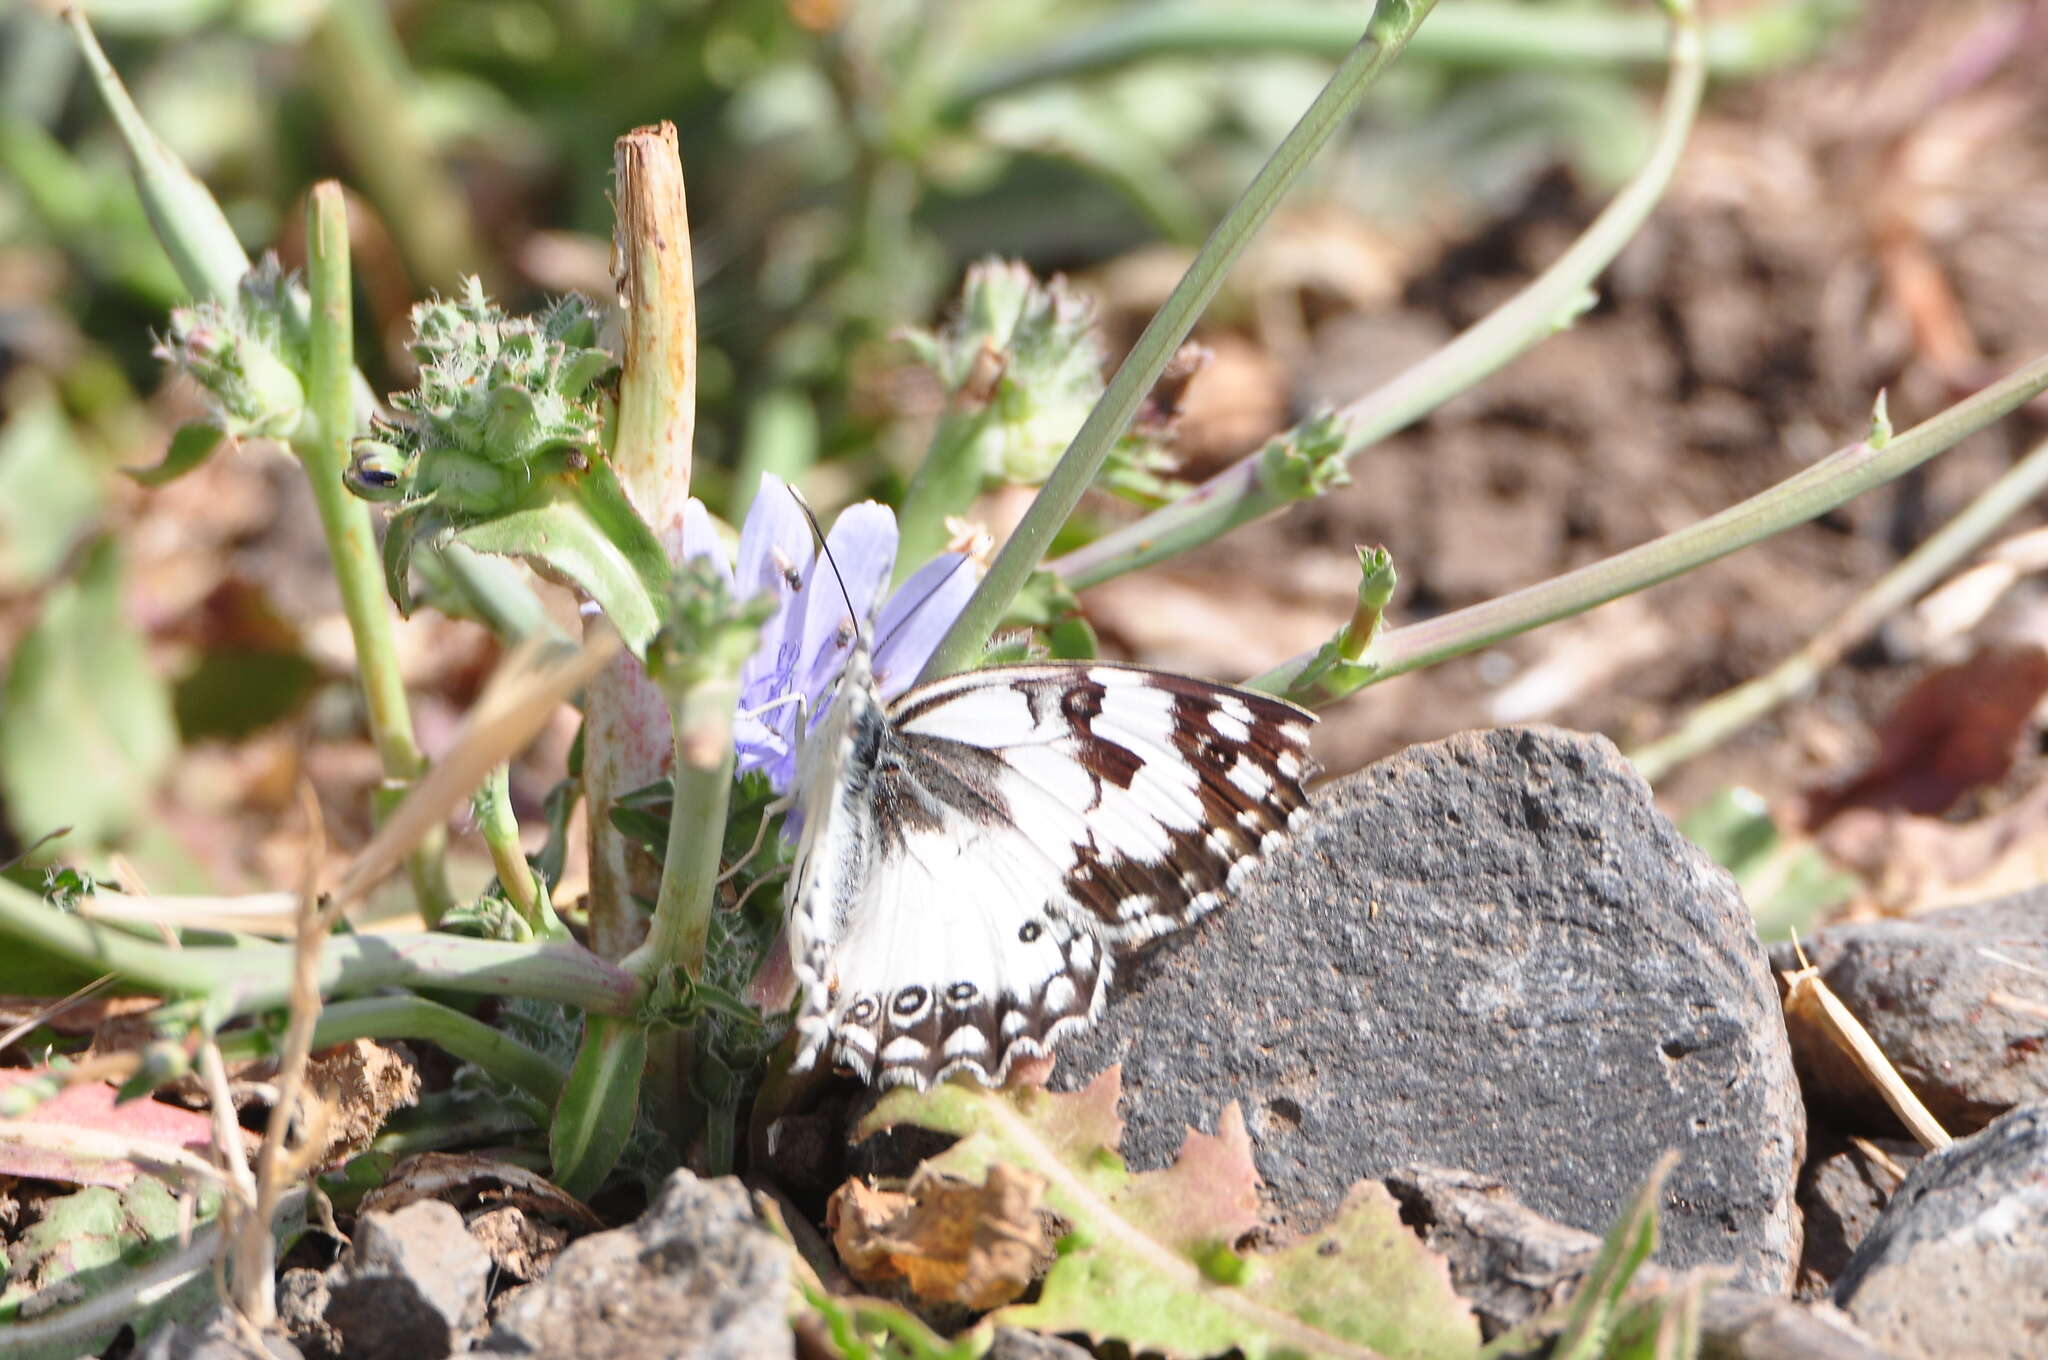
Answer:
[789,662,1315,1089]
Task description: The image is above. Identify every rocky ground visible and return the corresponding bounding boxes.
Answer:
[144,727,2046,1360]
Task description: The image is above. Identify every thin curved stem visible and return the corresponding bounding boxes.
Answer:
[918,0,1441,682]
[1052,0,1705,591]
[1629,430,2048,783]
[1253,351,2048,704]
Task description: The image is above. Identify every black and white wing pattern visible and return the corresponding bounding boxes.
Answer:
[786,644,1315,1090]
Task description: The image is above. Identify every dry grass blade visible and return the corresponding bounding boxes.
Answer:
[1782,939,1953,1152]
[0,971,117,1052]
[331,629,621,912]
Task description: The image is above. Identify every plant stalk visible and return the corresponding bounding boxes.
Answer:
[584,122,699,960]
[1253,350,2048,703]
[0,876,644,1020]
[918,0,1441,682]
[304,183,452,921]
[215,994,566,1108]
[1051,0,1705,591]
[943,0,1845,116]
[1629,430,2048,783]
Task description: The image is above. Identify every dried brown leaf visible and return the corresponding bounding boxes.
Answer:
[827,1162,1050,1311]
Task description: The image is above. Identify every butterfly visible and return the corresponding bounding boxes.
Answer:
[785,623,1316,1090]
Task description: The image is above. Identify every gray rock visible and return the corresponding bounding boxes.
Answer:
[136,1306,305,1360]
[1387,1165,1889,1359]
[1768,891,2048,1135]
[323,1200,492,1360]
[277,1267,340,1359]
[1796,1138,1921,1295]
[1052,726,1805,1291]
[1833,1102,2048,1358]
[986,1327,1094,1359]
[480,1170,792,1359]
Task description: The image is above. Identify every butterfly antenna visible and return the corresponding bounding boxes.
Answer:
[786,486,862,639]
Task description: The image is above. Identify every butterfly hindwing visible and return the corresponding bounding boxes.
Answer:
[788,658,1314,1089]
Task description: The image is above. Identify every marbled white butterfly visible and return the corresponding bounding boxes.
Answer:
[786,615,1316,1090]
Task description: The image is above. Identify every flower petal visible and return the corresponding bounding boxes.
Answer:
[872,554,976,698]
[735,473,817,716]
[679,498,735,591]
[733,473,812,601]
[792,502,897,706]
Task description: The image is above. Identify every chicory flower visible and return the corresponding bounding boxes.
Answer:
[682,474,976,793]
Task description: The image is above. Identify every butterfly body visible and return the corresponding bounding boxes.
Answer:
[788,643,1315,1090]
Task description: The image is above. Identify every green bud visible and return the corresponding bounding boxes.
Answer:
[156,282,307,441]
[1258,408,1351,501]
[904,257,1118,487]
[346,439,410,501]
[646,559,775,700]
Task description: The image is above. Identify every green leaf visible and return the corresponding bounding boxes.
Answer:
[0,537,178,851]
[452,498,661,653]
[122,421,224,488]
[1552,1152,1676,1360]
[0,387,101,592]
[862,1069,1481,1360]
[549,1014,648,1200]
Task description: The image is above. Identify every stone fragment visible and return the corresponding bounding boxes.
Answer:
[323,1199,492,1360]
[1795,1136,1921,1294]
[1768,891,2048,1135]
[1053,727,1806,1290]
[477,1170,793,1359]
[1833,1102,2048,1359]
[1386,1165,1890,1360]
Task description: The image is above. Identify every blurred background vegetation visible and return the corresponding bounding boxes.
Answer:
[36,0,2024,927]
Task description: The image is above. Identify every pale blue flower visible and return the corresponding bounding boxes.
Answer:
[682,474,975,792]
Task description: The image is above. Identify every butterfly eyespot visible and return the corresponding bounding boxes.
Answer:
[846,998,879,1024]
[891,986,929,1017]
[946,982,978,1004]
[1018,921,1044,943]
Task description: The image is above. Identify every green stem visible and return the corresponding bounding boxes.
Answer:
[1253,351,2048,704]
[942,0,1847,116]
[0,875,644,1019]
[216,994,566,1108]
[65,8,248,303]
[304,184,453,922]
[624,694,736,985]
[918,0,1440,682]
[1052,0,1704,590]
[1629,430,2048,783]
[477,763,562,938]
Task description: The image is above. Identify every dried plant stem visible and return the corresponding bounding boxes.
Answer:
[1630,432,2048,782]
[919,0,1442,681]
[585,121,699,960]
[1782,960,1952,1152]
[1053,0,1704,591]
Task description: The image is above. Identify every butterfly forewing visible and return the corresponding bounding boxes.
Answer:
[789,660,1315,1089]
